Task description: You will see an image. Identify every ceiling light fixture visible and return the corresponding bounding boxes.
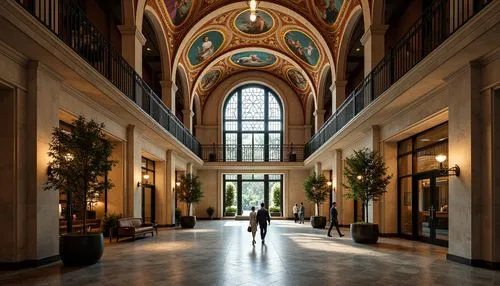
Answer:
[248,0,259,22]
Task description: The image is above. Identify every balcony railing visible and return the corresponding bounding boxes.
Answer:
[14,0,201,157]
[305,0,492,158]
[202,144,304,162]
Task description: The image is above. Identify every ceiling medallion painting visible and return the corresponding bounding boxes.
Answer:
[164,0,193,26]
[234,10,274,35]
[200,69,221,91]
[287,68,308,90]
[231,51,277,68]
[187,30,225,67]
[313,0,343,25]
[283,30,320,67]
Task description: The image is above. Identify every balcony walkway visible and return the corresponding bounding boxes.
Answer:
[0,221,497,285]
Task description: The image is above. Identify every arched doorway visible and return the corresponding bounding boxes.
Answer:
[142,15,162,95]
[223,84,283,162]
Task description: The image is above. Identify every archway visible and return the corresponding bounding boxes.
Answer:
[305,92,317,137]
[191,93,202,135]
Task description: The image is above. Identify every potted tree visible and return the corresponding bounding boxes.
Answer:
[175,173,204,228]
[270,185,281,216]
[343,148,392,244]
[224,183,236,216]
[206,206,215,219]
[45,116,116,266]
[304,173,329,228]
[175,208,182,227]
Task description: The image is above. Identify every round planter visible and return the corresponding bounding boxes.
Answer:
[350,223,379,244]
[225,212,236,217]
[180,216,196,228]
[270,212,281,217]
[310,216,327,228]
[59,233,104,266]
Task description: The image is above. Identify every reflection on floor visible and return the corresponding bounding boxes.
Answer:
[0,221,498,285]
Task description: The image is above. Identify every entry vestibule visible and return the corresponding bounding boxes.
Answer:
[141,157,156,224]
[398,123,449,246]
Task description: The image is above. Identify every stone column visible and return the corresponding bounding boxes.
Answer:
[118,25,146,76]
[159,80,177,112]
[331,150,345,224]
[166,150,176,225]
[183,109,194,131]
[314,109,326,132]
[361,25,388,75]
[447,62,499,265]
[126,125,142,218]
[333,80,348,109]
[381,142,398,234]
[314,162,322,216]
[367,125,381,224]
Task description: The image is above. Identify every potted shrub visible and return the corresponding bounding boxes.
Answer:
[206,206,215,219]
[224,183,236,216]
[45,116,116,266]
[175,208,182,226]
[304,173,329,228]
[225,206,237,216]
[344,148,392,244]
[269,206,281,217]
[175,173,204,228]
[103,213,121,238]
[270,185,281,216]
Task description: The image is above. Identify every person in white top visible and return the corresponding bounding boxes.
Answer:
[249,206,258,245]
[292,203,299,223]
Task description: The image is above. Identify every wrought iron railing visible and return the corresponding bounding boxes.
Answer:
[305,0,492,158]
[14,0,201,157]
[202,144,304,162]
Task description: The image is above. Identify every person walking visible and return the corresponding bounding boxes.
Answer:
[299,202,305,224]
[327,202,344,238]
[293,203,299,223]
[256,202,271,244]
[249,206,258,245]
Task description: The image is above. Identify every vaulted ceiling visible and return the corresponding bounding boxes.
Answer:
[144,0,362,109]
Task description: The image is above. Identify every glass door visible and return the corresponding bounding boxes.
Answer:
[414,174,448,246]
[142,186,155,224]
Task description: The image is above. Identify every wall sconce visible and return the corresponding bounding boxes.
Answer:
[435,154,460,176]
[327,181,332,187]
[176,182,181,187]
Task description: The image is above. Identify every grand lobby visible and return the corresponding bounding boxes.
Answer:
[0,0,499,284]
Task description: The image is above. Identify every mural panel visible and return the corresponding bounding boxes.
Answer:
[164,0,193,26]
[200,69,221,91]
[287,68,308,90]
[283,30,320,67]
[187,30,225,66]
[234,10,274,35]
[313,0,343,25]
[231,52,277,68]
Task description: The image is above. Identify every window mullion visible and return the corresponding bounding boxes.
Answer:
[264,89,269,162]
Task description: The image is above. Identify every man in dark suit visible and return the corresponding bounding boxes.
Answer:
[256,202,271,244]
[327,202,344,238]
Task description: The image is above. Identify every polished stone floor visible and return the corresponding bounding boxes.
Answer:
[1,220,499,285]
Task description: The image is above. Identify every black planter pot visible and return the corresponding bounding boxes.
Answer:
[180,216,196,228]
[310,216,327,228]
[225,212,236,217]
[350,223,379,244]
[59,233,104,266]
[270,212,281,217]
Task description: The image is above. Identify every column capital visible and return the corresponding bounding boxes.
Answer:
[118,25,147,46]
[160,80,178,93]
[361,24,389,45]
[182,108,194,118]
[314,109,326,117]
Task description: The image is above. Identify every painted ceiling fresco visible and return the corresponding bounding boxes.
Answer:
[150,0,356,109]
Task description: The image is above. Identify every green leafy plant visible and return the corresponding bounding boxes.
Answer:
[103,213,122,235]
[175,173,204,216]
[45,116,116,233]
[225,206,237,213]
[225,183,236,208]
[269,206,280,213]
[343,148,392,223]
[304,173,329,216]
[206,206,215,217]
[272,185,281,208]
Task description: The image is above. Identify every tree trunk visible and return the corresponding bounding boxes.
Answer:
[188,203,192,216]
[364,200,369,223]
[315,203,319,216]
[83,182,88,233]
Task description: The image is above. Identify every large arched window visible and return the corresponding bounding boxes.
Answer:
[223,84,283,162]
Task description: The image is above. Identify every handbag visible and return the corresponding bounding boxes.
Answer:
[247,226,252,232]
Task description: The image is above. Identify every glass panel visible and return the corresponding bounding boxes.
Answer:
[418,178,431,238]
[269,181,281,213]
[241,174,253,180]
[225,133,237,161]
[435,177,449,242]
[147,160,155,171]
[241,87,265,120]
[415,124,448,149]
[242,181,265,215]
[268,174,281,180]
[268,93,281,120]
[398,154,412,177]
[415,142,448,173]
[268,121,282,131]
[269,133,281,162]
[399,177,413,235]
[225,93,238,120]
[253,174,264,180]
[253,134,264,162]
[224,121,238,131]
[224,182,237,216]
[143,187,153,224]
[398,138,412,155]
[141,157,147,168]
[225,174,237,180]
[242,121,265,131]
